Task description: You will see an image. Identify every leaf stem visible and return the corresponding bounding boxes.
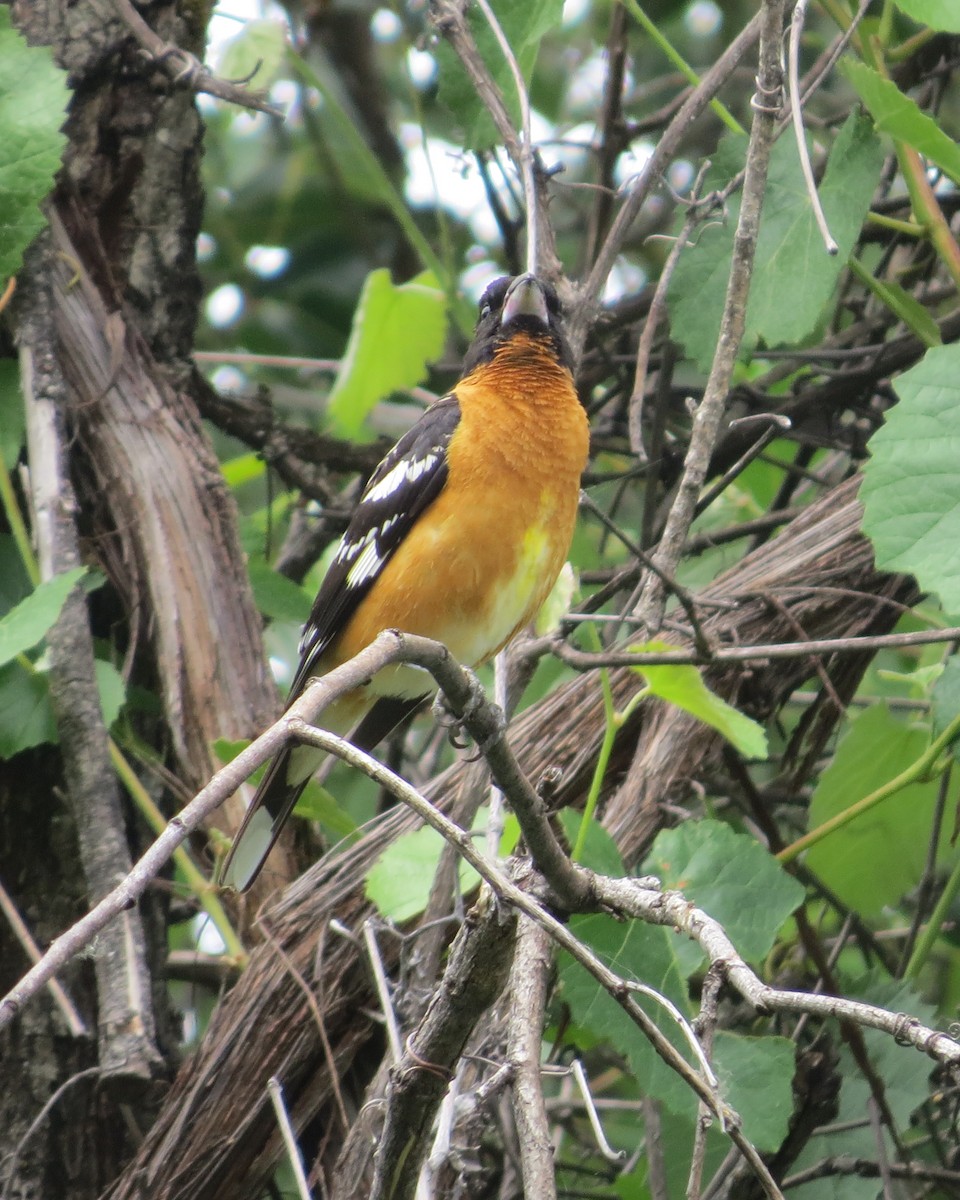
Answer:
[573,623,639,862]
[778,711,960,864]
[622,0,745,135]
[903,850,960,979]
[109,739,246,962]
[0,454,39,587]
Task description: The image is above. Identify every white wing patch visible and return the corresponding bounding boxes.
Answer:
[346,539,385,588]
[364,452,439,503]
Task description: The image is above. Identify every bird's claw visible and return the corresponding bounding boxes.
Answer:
[431,670,505,759]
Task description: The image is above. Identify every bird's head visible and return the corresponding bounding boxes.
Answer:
[460,273,573,377]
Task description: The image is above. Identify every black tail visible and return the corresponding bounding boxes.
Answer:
[218,746,315,892]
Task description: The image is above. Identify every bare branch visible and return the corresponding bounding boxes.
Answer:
[787,0,838,254]
[113,0,284,116]
[633,0,787,634]
[570,11,764,359]
[507,920,556,1200]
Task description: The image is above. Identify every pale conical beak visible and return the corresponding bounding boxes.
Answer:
[501,274,549,328]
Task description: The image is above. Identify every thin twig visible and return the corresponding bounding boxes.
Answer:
[363,920,403,1064]
[0,1068,102,1200]
[267,1077,313,1200]
[632,0,786,634]
[629,163,719,457]
[113,0,284,116]
[0,876,87,1037]
[550,624,960,670]
[570,1060,626,1164]
[473,0,539,275]
[787,0,838,254]
[571,11,764,360]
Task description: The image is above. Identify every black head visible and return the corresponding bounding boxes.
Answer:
[460,274,573,377]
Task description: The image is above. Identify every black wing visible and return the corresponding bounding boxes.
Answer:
[288,394,462,699]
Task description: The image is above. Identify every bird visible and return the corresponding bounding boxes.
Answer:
[220,273,590,892]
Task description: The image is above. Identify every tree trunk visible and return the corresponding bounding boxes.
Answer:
[2,3,287,1195]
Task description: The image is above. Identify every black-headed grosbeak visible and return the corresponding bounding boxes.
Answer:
[221,273,589,891]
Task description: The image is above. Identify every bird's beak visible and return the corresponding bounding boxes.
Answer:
[501,274,549,328]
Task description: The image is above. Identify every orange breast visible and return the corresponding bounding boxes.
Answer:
[325,332,589,700]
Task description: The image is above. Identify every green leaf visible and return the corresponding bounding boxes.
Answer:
[860,342,960,609]
[894,0,960,30]
[247,559,313,624]
[327,269,447,438]
[559,914,697,1114]
[0,567,86,668]
[645,820,804,963]
[292,778,358,839]
[670,115,883,370]
[366,808,519,922]
[842,59,960,184]
[366,824,476,922]
[557,807,624,878]
[94,658,126,730]
[805,704,943,915]
[221,452,266,489]
[713,1033,795,1151]
[215,20,287,92]
[789,972,937,1200]
[0,8,69,279]
[436,0,563,149]
[0,660,56,754]
[630,641,768,759]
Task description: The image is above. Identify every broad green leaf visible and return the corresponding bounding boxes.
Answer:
[789,972,937,1200]
[558,807,624,878]
[0,9,69,279]
[95,658,126,730]
[0,360,25,470]
[0,660,56,754]
[0,568,86,668]
[327,269,447,437]
[805,704,944,914]
[559,914,696,1114]
[645,820,804,963]
[436,0,563,149]
[860,342,960,608]
[561,826,799,1133]
[366,808,518,921]
[670,114,883,370]
[215,20,287,91]
[247,559,313,624]
[292,778,358,839]
[713,1033,794,1151]
[894,0,960,30]
[843,59,960,184]
[630,640,768,759]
